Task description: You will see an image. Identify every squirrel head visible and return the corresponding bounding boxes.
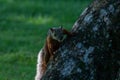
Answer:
[48,26,66,42]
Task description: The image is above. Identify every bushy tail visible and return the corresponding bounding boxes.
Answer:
[35,49,46,80]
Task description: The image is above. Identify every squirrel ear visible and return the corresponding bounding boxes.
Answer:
[50,28,54,32]
[60,26,63,29]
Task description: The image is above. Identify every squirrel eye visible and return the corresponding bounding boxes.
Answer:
[54,33,56,36]
[60,37,63,40]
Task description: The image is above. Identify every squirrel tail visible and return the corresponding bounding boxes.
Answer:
[35,49,45,80]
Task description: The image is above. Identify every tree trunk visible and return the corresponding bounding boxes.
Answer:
[42,0,120,80]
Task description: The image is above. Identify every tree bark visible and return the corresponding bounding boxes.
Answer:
[42,0,120,80]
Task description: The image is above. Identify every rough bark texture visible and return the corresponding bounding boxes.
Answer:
[42,0,120,80]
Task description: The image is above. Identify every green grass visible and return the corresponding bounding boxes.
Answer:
[0,0,92,80]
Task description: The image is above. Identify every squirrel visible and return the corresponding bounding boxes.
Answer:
[35,26,73,80]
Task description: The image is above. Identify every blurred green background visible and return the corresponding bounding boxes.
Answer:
[0,0,92,80]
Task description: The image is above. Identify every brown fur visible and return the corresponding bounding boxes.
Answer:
[44,35,60,65]
[43,27,72,66]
